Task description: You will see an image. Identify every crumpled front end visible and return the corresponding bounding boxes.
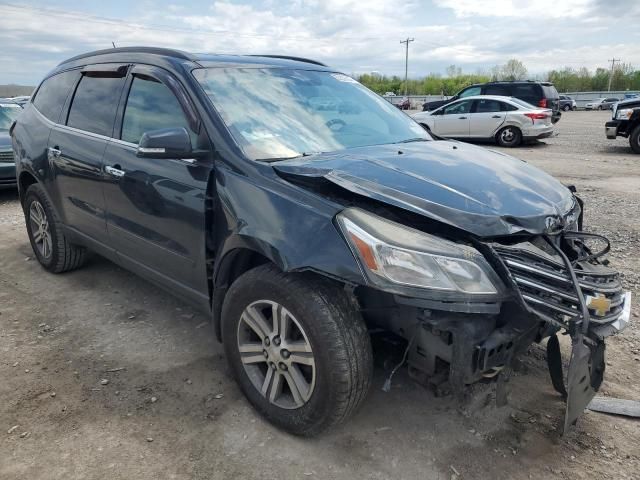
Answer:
[488,232,631,431]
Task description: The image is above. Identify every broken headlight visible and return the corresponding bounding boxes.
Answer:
[336,208,499,295]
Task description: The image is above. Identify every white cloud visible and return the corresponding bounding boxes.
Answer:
[0,1,638,85]
[433,0,594,18]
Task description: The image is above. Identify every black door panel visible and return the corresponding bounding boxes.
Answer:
[48,126,108,238]
[103,68,210,292]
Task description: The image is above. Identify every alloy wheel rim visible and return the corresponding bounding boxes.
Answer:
[501,128,515,143]
[29,201,52,259]
[237,300,316,409]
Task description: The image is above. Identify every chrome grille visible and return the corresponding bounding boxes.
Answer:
[494,243,625,328]
[0,151,14,163]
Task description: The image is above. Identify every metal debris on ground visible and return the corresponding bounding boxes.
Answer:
[587,397,640,417]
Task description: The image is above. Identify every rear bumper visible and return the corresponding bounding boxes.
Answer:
[523,124,555,140]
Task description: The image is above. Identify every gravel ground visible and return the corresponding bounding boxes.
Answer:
[1,110,639,480]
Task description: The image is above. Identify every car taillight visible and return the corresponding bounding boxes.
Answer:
[538,99,547,108]
[524,112,549,122]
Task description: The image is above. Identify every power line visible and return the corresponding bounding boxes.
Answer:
[606,57,621,91]
[400,38,414,95]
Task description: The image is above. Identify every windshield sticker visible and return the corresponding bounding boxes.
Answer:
[331,73,358,84]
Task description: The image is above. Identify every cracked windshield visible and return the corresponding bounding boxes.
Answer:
[193,68,430,160]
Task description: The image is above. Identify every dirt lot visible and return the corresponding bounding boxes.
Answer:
[1,110,639,480]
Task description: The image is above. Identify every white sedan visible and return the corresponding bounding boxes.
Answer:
[412,95,554,147]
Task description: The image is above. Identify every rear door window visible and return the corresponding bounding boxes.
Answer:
[121,75,193,145]
[32,70,79,123]
[67,73,126,137]
[475,99,503,113]
[484,85,509,96]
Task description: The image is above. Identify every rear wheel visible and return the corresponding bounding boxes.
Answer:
[221,264,373,436]
[24,184,87,273]
[496,126,522,147]
[630,125,640,154]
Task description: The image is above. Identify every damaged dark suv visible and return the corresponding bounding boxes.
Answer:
[12,48,632,436]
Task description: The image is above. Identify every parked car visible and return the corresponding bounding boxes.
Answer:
[412,95,554,147]
[396,96,410,110]
[383,91,395,97]
[11,47,631,436]
[623,93,639,99]
[422,81,561,123]
[584,97,619,110]
[0,101,22,188]
[558,95,577,111]
[605,96,640,153]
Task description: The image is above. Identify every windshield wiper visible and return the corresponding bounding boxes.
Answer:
[256,151,324,163]
[397,137,430,143]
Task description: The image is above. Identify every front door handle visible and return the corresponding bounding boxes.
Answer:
[47,147,61,159]
[105,165,125,178]
[458,116,467,119]
[492,115,502,118]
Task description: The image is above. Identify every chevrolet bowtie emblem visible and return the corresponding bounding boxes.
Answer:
[586,293,612,316]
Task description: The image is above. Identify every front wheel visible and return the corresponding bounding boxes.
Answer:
[562,104,571,111]
[496,126,522,147]
[221,265,373,436]
[630,125,640,154]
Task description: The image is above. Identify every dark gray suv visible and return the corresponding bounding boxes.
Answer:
[10,47,631,436]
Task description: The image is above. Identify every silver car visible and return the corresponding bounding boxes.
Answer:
[584,97,620,110]
[412,95,554,147]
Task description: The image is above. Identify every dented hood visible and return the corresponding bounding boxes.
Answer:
[273,141,576,237]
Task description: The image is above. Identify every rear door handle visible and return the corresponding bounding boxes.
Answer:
[105,165,125,178]
[47,147,61,159]
[492,115,502,118]
[458,116,467,119]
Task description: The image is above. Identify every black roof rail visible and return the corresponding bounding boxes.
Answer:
[58,46,195,66]
[247,55,327,67]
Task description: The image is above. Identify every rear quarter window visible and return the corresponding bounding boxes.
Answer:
[542,85,559,99]
[32,70,79,123]
[67,73,125,137]
[511,84,541,104]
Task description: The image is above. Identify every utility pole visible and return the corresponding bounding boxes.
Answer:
[400,37,414,96]
[607,57,620,92]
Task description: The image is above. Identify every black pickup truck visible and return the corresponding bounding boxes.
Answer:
[605,98,640,153]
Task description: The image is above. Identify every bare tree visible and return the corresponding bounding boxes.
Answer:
[500,59,528,81]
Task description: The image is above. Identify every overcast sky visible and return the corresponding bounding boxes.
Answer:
[1,0,639,85]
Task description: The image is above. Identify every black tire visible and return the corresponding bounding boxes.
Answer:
[562,104,571,111]
[24,183,87,273]
[597,105,603,111]
[496,125,522,147]
[630,125,640,154]
[221,264,373,436]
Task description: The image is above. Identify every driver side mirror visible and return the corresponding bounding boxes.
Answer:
[137,127,197,159]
